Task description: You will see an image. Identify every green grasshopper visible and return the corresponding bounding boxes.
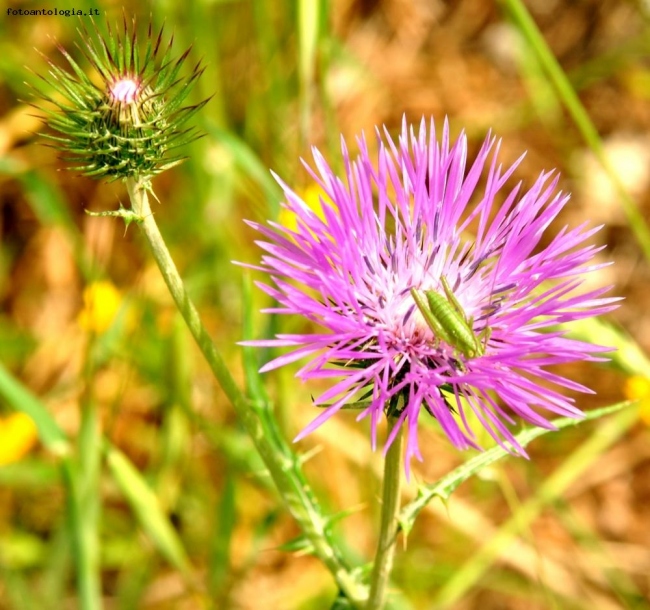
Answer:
[410,276,489,360]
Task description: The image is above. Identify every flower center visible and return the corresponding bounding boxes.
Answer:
[110,78,139,104]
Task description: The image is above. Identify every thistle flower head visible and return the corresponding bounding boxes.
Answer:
[32,16,209,181]
[243,117,619,474]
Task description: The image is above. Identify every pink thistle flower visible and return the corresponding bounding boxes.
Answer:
[242,117,619,474]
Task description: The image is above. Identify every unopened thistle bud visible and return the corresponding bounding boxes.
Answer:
[33,16,209,181]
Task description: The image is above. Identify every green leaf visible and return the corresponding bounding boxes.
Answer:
[0,362,69,455]
[398,401,634,535]
[105,444,191,576]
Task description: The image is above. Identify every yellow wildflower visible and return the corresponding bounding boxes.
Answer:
[624,375,650,426]
[77,281,123,334]
[278,183,329,232]
[0,413,38,465]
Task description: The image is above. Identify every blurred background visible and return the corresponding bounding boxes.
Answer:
[0,0,649,608]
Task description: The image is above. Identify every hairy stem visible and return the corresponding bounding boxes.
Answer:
[366,418,404,609]
[126,178,366,607]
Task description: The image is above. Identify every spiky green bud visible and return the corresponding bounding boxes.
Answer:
[32,16,209,181]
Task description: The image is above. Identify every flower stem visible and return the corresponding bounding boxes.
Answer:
[366,418,404,610]
[126,178,366,607]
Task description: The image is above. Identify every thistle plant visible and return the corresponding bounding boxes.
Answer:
[34,16,207,181]
[244,118,620,605]
[32,15,625,610]
[33,17,369,608]
[245,118,619,473]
